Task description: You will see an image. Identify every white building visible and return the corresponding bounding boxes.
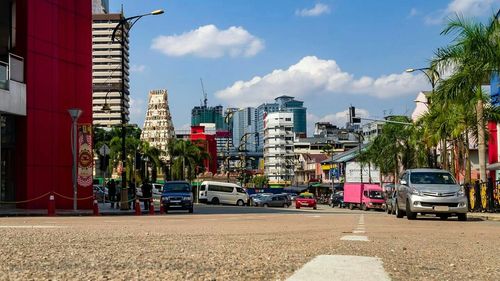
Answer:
[92,13,130,127]
[362,121,384,144]
[264,112,294,183]
[140,90,175,159]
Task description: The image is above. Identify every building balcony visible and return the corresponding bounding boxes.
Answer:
[0,54,26,116]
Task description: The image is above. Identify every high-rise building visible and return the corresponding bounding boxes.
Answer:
[92,13,130,127]
[92,0,109,14]
[191,105,225,130]
[275,95,307,137]
[264,112,295,183]
[140,90,175,157]
[255,103,279,151]
[232,107,257,152]
[255,95,307,151]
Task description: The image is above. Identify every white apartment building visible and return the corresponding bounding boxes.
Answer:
[264,112,295,183]
[92,13,130,126]
[141,90,175,159]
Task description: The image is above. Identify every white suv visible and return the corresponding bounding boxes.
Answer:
[395,169,468,221]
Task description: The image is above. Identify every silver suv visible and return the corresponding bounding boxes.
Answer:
[395,169,468,221]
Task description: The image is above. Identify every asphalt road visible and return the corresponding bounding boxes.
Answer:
[0,204,498,280]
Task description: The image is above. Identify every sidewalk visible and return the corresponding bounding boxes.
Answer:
[0,202,161,217]
[467,211,500,221]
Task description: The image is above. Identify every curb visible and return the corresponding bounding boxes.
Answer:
[468,213,500,221]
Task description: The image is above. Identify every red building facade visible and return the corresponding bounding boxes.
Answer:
[4,0,93,209]
[190,126,218,174]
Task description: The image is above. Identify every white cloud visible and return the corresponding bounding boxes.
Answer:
[296,3,331,17]
[407,8,419,18]
[129,97,145,127]
[318,108,370,127]
[130,64,146,73]
[215,56,428,107]
[425,0,500,25]
[151,25,264,58]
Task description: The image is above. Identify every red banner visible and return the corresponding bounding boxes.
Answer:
[78,124,93,187]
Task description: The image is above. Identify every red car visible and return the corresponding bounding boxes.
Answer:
[295,193,317,209]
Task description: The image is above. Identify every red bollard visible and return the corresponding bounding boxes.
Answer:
[149,198,155,215]
[134,199,141,216]
[160,203,165,215]
[93,198,99,216]
[48,193,55,216]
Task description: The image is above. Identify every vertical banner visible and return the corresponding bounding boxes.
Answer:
[78,124,93,187]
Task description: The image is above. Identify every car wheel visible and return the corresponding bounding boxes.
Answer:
[457,213,467,221]
[362,203,368,211]
[263,203,269,208]
[313,206,317,210]
[395,201,404,218]
[211,197,220,205]
[406,200,417,220]
[188,207,194,213]
[283,203,288,208]
[348,203,354,210]
[236,199,244,206]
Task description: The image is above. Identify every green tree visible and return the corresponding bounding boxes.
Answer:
[431,14,500,182]
[168,139,208,181]
[252,175,269,188]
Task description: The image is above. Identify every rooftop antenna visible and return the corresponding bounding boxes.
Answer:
[200,78,207,108]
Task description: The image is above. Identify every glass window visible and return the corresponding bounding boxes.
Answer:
[163,182,191,193]
[410,172,456,185]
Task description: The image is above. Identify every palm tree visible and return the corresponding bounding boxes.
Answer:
[168,139,208,181]
[431,14,500,182]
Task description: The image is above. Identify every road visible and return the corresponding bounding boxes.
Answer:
[0,205,498,280]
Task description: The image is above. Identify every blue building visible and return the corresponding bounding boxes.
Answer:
[232,107,257,152]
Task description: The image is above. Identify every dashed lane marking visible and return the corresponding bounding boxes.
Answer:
[352,230,366,234]
[340,235,369,241]
[0,225,66,229]
[287,255,390,281]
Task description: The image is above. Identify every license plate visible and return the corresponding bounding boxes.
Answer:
[301,202,309,206]
[171,200,181,203]
[434,206,449,211]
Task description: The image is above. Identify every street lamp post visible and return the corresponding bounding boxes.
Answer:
[111,9,164,210]
[68,108,82,211]
[406,67,441,168]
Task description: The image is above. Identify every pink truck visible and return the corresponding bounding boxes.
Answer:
[343,183,385,211]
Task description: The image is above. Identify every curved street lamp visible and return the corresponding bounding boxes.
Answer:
[112,9,164,210]
[405,67,440,91]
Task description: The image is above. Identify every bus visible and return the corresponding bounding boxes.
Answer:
[199,181,248,206]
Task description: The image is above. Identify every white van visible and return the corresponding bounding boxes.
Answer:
[199,181,248,206]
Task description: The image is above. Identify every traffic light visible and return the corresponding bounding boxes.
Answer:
[349,106,361,123]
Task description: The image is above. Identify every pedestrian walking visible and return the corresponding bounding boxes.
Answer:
[141,179,152,210]
[108,179,116,208]
[128,179,136,209]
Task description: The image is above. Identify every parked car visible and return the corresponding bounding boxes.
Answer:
[329,191,344,208]
[295,192,317,209]
[385,189,397,215]
[255,194,291,208]
[161,181,194,213]
[93,185,108,203]
[249,193,272,206]
[395,168,468,221]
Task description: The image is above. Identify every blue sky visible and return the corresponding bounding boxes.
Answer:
[108,0,500,134]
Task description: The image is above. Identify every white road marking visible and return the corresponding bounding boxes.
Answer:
[287,255,390,281]
[340,235,369,241]
[0,225,66,229]
[352,230,366,234]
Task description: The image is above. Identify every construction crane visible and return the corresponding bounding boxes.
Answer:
[200,78,208,108]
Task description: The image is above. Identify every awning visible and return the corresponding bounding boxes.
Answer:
[487,162,500,170]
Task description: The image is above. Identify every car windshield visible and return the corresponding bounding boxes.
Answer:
[368,190,383,199]
[410,172,456,184]
[298,193,314,199]
[163,183,191,193]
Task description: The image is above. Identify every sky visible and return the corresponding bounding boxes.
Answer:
[108,0,500,135]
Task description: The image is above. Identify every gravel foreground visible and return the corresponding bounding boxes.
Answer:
[0,209,499,281]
